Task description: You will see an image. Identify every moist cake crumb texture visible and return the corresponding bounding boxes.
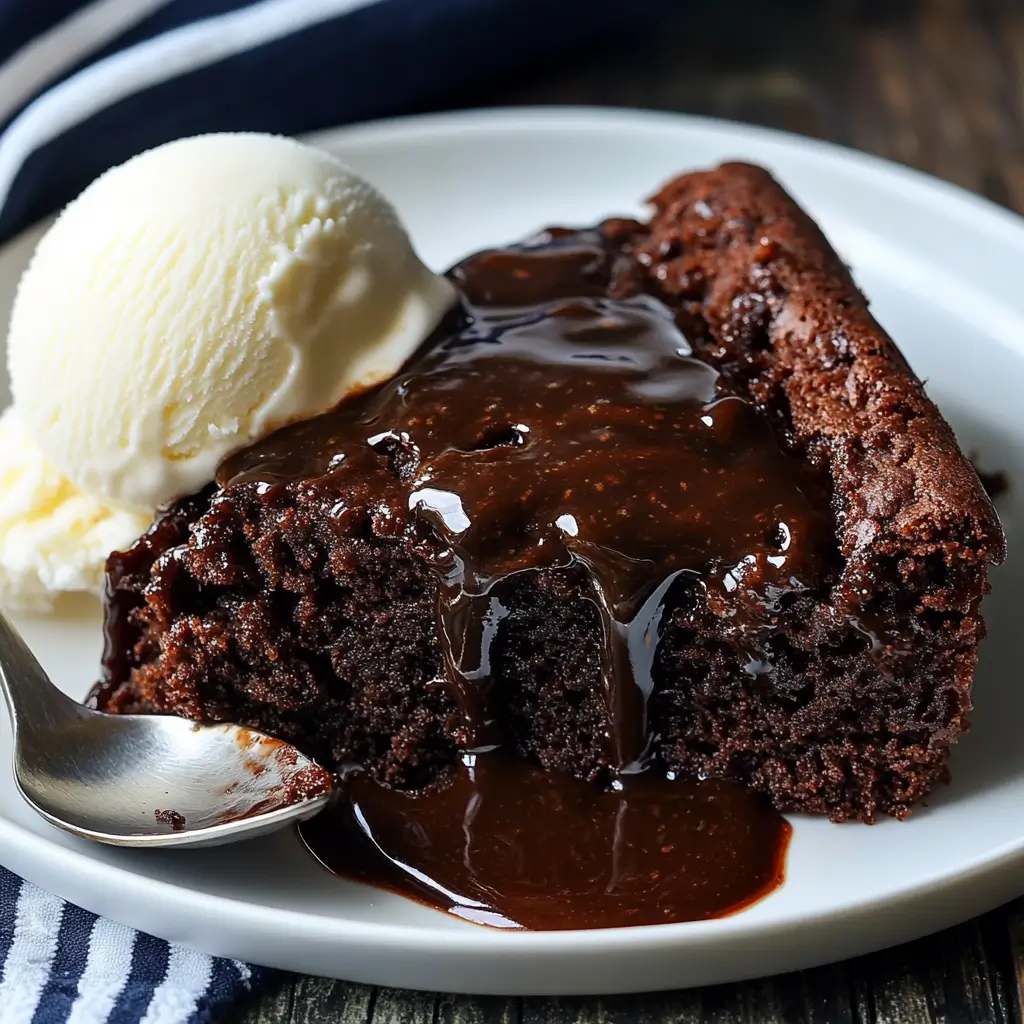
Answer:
[95,163,1004,824]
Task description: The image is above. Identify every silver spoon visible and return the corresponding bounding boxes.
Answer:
[0,610,334,848]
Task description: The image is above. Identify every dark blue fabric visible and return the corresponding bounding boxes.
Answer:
[106,931,169,1022]
[0,864,273,1021]
[29,901,95,1024]
[0,866,19,968]
[0,2,272,137]
[0,0,95,63]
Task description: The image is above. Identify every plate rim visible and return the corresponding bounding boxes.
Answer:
[2,104,1023,989]
[312,104,1024,247]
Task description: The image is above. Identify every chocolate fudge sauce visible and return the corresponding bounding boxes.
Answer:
[214,225,834,928]
[300,754,790,930]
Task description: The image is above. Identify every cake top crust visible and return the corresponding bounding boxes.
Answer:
[638,162,1005,581]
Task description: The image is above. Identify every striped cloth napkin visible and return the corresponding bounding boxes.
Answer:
[0,867,258,1022]
[0,0,674,1021]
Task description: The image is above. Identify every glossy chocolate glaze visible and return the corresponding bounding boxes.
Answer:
[220,227,834,768]
[300,752,790,930]
[213,225,836,927]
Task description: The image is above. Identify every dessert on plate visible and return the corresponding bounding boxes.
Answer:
[0,133,1004,931]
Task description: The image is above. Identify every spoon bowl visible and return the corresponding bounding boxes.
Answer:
[0,611,333,848]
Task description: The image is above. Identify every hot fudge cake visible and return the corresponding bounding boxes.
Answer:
[92,162,1003,925]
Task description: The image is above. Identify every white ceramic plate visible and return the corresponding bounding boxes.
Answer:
[1,108,1023,996]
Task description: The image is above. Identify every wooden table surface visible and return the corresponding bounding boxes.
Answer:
[228,2,1024,1021]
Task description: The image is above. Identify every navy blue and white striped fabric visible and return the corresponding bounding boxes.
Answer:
[0,867,264,1022]
[0,1,674,1020]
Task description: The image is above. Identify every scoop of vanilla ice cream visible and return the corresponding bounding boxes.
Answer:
[0,408,150,610]
[7,133,455,513]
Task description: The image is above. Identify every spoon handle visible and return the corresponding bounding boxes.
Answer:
[0,609,86,732]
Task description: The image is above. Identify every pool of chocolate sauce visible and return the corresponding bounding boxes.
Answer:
[217,225,832,929]
[300,754,790,930]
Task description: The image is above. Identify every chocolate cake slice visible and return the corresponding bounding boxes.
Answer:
[94,163,1004,824]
